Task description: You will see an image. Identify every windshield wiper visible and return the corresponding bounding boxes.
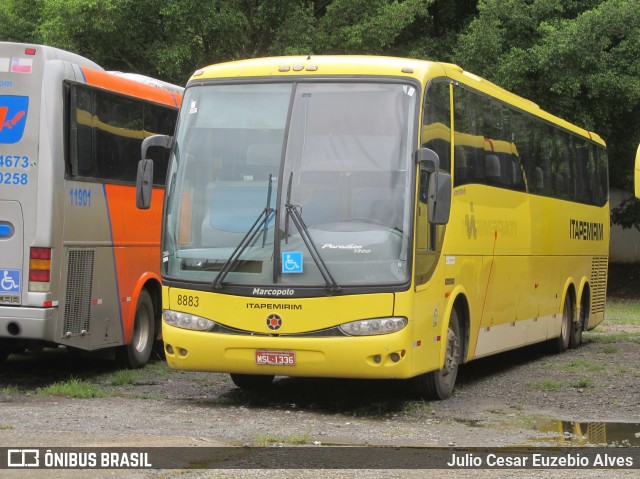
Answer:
[212,175,275,289]
[284,172,341,295]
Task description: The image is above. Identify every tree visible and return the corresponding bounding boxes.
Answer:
[454,0,640,191]
[0,0,43,44]
[14,0,443,84]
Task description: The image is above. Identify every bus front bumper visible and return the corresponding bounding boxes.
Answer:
[162,322,415,379]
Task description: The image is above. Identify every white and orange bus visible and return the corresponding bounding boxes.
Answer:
[0,42,182,367]
[138,56,608,397]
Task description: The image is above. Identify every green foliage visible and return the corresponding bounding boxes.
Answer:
[107,369,138,386]
[36,377,107,398]
[315,0,431,54]
[0,0,43,43]
[611,197,640,232]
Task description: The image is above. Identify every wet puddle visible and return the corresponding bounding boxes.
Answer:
[530,419,640,446]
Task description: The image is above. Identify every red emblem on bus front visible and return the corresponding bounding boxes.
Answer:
[266,314,282,331]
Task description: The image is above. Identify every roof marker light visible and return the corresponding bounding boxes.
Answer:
[306,65,318,72]
[25,48,36,55]
[278,65,291,72]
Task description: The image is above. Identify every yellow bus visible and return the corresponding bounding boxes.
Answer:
[137,56,609,398]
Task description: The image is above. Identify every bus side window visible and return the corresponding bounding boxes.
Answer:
[68,84,94,178]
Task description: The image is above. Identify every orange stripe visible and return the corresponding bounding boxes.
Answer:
[104,184,164,342]
[81,68,180,108]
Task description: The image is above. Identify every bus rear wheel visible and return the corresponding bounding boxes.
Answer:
[550,294,572,353]
[412,310,461,400]
[116,289,155,369]
[230,374,275,390]
[570,294,587,348]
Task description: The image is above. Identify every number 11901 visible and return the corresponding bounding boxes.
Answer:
[70,188,91,207]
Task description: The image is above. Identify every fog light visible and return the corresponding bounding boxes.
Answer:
[390,352,400,363]
[165,344,174,355]
[179,348,188,356]
[373,355,382,364]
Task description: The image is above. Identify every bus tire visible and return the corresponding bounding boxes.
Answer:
[116,289,155,369]
[550,294,572,353]
[230,374,274,390]
[570,294,587,349]
[412,310,461,400]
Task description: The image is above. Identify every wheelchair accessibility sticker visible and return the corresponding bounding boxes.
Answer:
[282,252,303,273]
[1,269,21,293]
[0,95,29,144]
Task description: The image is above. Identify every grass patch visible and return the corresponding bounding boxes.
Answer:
[1,385,19,395]
[525,379,562,391]
[0,424,14,430]
[572,378,593,388]
[600,345,618,354]
[253,432,310,447]
[562,359,604,372]
[604,300,640,327]
[107,369,138,386]
[143,360,172,378]
[585,331,640,344]
[36,378,106,398]
[402,400,434,416]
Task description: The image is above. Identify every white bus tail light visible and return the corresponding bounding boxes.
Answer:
[29,247,51,292]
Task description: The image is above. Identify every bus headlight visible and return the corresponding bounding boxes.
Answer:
[163,310,215,331]
[339,317,408,336]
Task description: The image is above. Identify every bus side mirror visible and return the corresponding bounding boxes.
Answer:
[136,135,173,209]
[141,134,173,162]
[136,159,154,209]
[415,147,439,174]
[416,148,451,225]
[428,171,451,225]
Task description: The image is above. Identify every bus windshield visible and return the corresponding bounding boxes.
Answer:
[163,81,417,289]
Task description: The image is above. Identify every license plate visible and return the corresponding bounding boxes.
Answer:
[255,350,296,366]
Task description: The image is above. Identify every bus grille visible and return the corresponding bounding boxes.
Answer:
[63,249,95,336]
[590,256,607,315]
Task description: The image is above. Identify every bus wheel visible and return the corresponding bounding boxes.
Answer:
[116,289,155,369]
[550,294,572,353]
[570,295,587,349]
[412,310,461,400]
[230,374,274,390]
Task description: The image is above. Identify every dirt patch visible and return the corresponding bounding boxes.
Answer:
[1,327,638,447]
